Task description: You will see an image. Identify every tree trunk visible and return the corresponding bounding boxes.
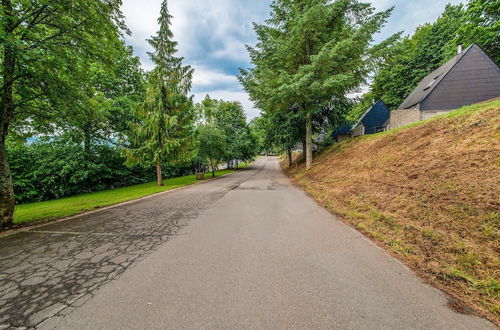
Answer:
[210,159,216,178]
[0,0,17,228]
[156,161,164,186]
[287,147,292,168]
[0,142,15,229]
[302,139,306,160]
[305,111,313,170]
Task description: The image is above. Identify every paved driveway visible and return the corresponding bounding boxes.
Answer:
[0,157,495,329]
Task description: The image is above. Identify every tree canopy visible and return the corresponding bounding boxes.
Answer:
[0,0,128,228]
[359,0,499,111]
[197,96,257,167]
[197,125,227,178]
[240,0,393,169]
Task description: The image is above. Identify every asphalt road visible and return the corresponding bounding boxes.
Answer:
[0,157,495,329]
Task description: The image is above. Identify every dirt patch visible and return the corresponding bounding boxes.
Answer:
[447,296,476,315]
[286,100,500,325]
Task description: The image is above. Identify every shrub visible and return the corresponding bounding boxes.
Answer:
[7,136,195,203]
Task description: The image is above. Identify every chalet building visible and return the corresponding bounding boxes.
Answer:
[390,43,500,129]
[333,99,390,142]
[332,125,352,143]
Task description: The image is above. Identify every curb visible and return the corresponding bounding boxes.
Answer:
[0,170,243,239]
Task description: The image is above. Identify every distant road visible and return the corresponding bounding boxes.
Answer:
[0,157,495,329]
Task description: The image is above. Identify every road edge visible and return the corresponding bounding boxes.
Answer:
[279,160,499,327]
[0,170,245,239]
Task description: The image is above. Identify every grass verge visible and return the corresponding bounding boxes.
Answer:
[286,100,500,324]
[14,166,249,225]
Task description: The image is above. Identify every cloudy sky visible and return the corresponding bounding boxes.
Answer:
[121,0,463,119]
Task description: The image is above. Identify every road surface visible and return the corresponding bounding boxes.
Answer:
[0,157,495,329]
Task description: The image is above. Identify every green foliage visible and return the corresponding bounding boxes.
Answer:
[62,43,145,150]
[457,0,500,64]
[240,0,394,167]
[197,96,258,164]
[1,0,127,136]
[125,0,195,183]
[370,4,466,109]
[0,0,128,227]
[366,0,499,110]
[249,117,269,154]
[197,125,227,177]
[7,136,198,204]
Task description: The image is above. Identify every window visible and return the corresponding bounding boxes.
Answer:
[423,75,440,91]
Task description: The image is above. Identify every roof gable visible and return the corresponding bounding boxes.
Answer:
[333,125,352,136]
[421,44,500,110]
[333,100,390,139]
[352,100,390,133]
[398,44,476,109]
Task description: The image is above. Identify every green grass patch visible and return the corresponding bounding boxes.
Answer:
[14,168,241,225]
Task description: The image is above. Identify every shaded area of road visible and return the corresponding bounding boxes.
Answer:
[1,157,495,329]
[0,169,255,328]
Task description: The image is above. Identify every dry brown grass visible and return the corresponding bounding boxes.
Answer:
[286,100,500,324]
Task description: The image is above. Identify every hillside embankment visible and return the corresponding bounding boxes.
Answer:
[286,99,500,323]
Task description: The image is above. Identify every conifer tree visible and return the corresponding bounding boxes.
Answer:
[126,0,195,186]
[241,0,393,169]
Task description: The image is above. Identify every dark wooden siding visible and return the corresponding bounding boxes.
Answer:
[361,100,390,134]
[421,45,500,110]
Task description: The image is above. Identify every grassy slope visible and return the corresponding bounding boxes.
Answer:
[14,167,245,225]
[287,100,500,323]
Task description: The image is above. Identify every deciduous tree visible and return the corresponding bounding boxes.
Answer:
[197,96,257,167]
[197,125,226,178]
[0,0,126,228]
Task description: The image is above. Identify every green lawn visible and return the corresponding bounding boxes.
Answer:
[14,167,247,225]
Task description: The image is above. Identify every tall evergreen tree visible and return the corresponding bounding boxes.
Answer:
[126,0,195,186]
[241,0,393,169]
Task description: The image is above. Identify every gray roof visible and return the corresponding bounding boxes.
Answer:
[398,44,500,110]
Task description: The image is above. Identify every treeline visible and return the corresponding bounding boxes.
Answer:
[7,137,191,204]
[7,96,257,204]
[196,97,257,177]
[0,0,257,227]
[241,0,498,166]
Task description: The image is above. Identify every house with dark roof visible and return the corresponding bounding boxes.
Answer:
[332,100,390,142]
[350,100,390,137]
[390,43,500,129]
[332,125,352,142]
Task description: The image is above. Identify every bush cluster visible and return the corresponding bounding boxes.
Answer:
[7,136,195,204]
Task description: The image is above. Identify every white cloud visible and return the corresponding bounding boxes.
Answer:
[122,0,467,119]
[372,0,464,42]
[121,0,267,119]
[121,0,161,69]
[193,90,260,121]
[192,66,238,89]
